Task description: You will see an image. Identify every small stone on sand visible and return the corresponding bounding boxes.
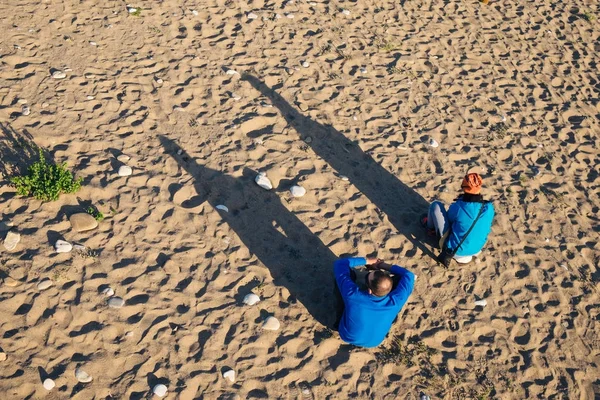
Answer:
[243,293,260,305]
[429,138,439,148]
[43,378,55,390]
[474,299,487,307]
[340,176,349,181]
[55,240,72,253]
[231,92,241,101]
[290,185,306,198]
[4,231,20,251]
[37,279,53,290]
[153,384,168,397]
[342,9,350,15]
[262,316,280,330]
[255,172,273,190]
[223,369,235,383]
[108,297,125,308]
[226,69,238,75]
[21,105,30,115]
[247,13,258,19]
[52,71,66,79]
[117,154,131,162]
[118,165,133,177]
[302,61,310,68]
[0,352,6,361]
[69,213,99,232]
[75,367,92,383]
[102,287,115,296]
[3,277,20,287]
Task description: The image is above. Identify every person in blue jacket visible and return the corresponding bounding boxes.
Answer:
[333,256,415,348]
[422,173,495,263]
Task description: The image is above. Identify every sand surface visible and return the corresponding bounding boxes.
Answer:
[1,0,600,398]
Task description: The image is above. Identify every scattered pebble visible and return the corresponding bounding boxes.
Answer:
[255,172,273,190]
[3,231,20,251]
[340,176,349,181]
[125,331,134,337]
[474,299,487,307]
[42,102,49,108]
[0,352,6,361]
[43,378,55,391]
[117,154,131,162]
[127,7,138,13]
[216,205,229,212]
[177,149,183,155]
[37,279,53,290]
[262,316,280,330]
[102,287,115,296]
[55,240,73,253]
[397,145,409,150]
[243,293,260,305]
[90,41,97,46]
[290,185,306,198]
[73,244,86,251]
[52,71,66,79]
[75,367,93,383]
[247,13,258,20]
[21,105,30,115]
[108,297,125,308]
[341,9,350,15]
[275,13,282,19]
[428,138,439,148]
[226,69,238,75]
[191,10,198,15]
[86,95,95,100]
[286,14,295,18]
[223,369,235,383]
[69,213,99,232]
[118,165,133,177]
[302,61,310,68]
[17,98,27,104]
[360,67,367,74]
[231,92,241,101]
[153,384,168,398]
[420,395,431,400]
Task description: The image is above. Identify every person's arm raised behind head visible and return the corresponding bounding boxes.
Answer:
[333,257,366,298]
[378,262,416,302]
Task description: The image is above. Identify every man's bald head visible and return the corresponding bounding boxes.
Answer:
[368,270,393,297]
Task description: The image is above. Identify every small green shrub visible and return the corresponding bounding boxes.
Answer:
[86,206,104,222]
[10,149,82,201]
[582,12,595,22]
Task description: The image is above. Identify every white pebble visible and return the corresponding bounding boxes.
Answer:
[231,92,241,101]
[55,240,72,253]
[397,145,409,150]
[191,10,198,15]
[262,316,280,330]
[43,378,55,390]
[226,69,238,75]
[86,95,95,100]
[247,13,258,20]
[177,149,183,155]
[3,231,20,251]
[118,165,133,177]
[117,154,131,162]
[127,7,138,13]
[341,9,350,15]
[37,279,53,290]
[429,138,439,148]
[255,172,273,190]
[223,369,235,383]
[21,105,30,115]
[90,41,97,46]
[474,299,487,307]
[102,287,115,296]
[216,204,229,212]
[108,297,125,308]
[153,384,168,397]
[52,71,66,79]
[360,67,367,74]
[275,13,282,19]
[302,61,310,68]
[286,14,294,18]
[340,176,349,181]
[17,98,27,104]
[243,293,260,305]
[290,185,306,198]
[75,367,93,383]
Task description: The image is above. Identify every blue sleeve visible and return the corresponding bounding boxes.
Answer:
[333,257,366,299]
[447,201,459,223]
[389,265,415,303]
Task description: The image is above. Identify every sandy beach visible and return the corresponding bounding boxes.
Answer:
[1,0,599,398]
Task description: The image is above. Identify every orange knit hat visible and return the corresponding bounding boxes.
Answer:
[461,173,483,194]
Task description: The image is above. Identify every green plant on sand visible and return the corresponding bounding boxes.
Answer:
[10,149,82,201]
[86,206,104,222]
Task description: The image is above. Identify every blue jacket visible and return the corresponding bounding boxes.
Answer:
[446,195,495,256]
[334,257,415,348]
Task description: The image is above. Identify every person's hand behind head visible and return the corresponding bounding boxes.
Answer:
[366,257,384,270]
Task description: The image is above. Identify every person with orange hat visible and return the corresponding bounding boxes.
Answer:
[421,173,495,265]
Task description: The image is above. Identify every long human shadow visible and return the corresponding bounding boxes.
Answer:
[159,135,338,327]
[242,74,434,259]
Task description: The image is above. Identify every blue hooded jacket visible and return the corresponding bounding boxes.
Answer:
[446,195,495,256]
[334,257,415,348]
